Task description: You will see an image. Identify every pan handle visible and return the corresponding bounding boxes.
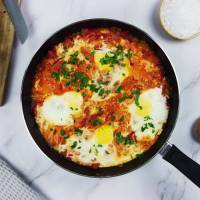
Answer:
[160,142,200,188]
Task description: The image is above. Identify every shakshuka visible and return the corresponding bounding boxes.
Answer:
[32,28,170,168]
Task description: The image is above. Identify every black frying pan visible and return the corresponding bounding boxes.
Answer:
[21,19,200,187]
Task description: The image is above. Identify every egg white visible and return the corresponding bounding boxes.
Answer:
[57,127,117,167]
[36,91,83,126]
[128,87,168,140]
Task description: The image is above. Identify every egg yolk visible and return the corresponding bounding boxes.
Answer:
[94,51,112,72]
[64,91,83,115]
[136,97,152,117]
[95,125,113,144]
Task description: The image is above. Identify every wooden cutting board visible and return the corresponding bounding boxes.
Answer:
[0,0,20,106]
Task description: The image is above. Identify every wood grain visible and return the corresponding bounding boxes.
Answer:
[0,0,20,106]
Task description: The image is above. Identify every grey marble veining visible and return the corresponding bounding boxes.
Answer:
[0,0,200,199]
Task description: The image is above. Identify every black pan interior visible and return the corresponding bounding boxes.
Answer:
[21,19,179,177]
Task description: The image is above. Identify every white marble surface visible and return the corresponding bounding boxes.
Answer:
[0,0,200,199]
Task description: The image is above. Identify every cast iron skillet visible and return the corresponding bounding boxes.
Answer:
[21,19,200,187]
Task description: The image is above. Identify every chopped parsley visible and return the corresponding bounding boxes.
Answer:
[89,84,100,92]
[116,132,123,144]
[80,76,89,88]
[144,115,152,121]
[105,150,110,155]
[51,72,60,81]
[115,85,122,93]
[66,81,71,86]
[118,92,132,102]
[124,137,134,145]
[141,120,155,133]
[135,95,142,110]
[92,119,102,126]
[64,135,69,140]
[90,51,95,56]
[75,128,83,136]
[105,90,111,95]
[60,129,65,136]
[97,80,110,85]
[141,123,148,132]
[99,45,125,67]
[116,132,135,145]
[98,88,104,96]
[74,71,84,79]
[111,115,115,121]
[132,89,142,110]
[68,51,79,64]
[82,92,86,97]
[119,116,125,121]
[60,65,69,78]
[125,49,132,59]
[71,141,78,149]
[132,89,140,95]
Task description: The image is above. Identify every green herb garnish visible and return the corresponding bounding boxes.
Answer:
[51,72,60,81]
[141,122,155,133]
[66,81,71,86]
[89,84,100,93]
[99,45,125,67]
[71,141,78,149]
[105,150,110,154]
[74,71,84,79]
[80,76,89,88]
[115,85,122,93]
[132,89,140,95]
[135,95,142,110]
[116,132,134,145]
[124,137,134,145]
[144,116,152,121]
[60,130,65,136]
[98,88,104,96]
[64,135,69,140]
[75,128,83,136]
[111,115,115,121]
[118,92,127,102]
[69,51,79,64]
[92,119,102,126]
[132,89,142,110]
[125,49,132,59]
[97,80,110,85]
[82,92,86,97]
[116,132,124,144]
[90,51,95,56]
[105,90,111,95]
[119,116,125,121]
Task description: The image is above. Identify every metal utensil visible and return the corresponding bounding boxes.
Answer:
[3,0,28,43]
